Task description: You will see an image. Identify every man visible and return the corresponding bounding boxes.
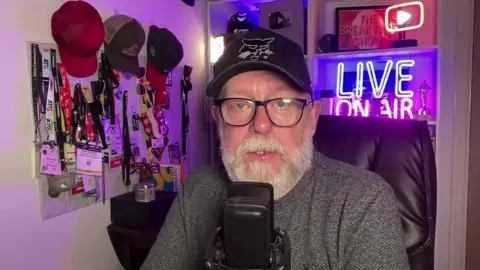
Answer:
[142,28,409,269]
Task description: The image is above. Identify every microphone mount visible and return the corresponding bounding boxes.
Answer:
[205,226,291,270]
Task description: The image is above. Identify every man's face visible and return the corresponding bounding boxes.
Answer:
[213,71,320,199]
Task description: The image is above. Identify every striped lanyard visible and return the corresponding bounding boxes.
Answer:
[45,71,56,142]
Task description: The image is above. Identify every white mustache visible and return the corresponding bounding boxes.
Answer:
[237,136,285,155]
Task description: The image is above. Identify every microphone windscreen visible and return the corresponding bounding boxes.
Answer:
[227,181,274,201]
[222,182,275,268]
[224,196,271,268]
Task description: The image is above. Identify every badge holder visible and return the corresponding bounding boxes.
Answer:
[40,142,62,176]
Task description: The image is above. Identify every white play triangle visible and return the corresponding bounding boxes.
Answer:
[397,10,412,25]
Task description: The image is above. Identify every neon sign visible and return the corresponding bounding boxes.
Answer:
[335,98,414,119]
[385,1,425,33]
[335,59,416,119]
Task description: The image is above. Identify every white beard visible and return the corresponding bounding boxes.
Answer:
[219,127,314,200]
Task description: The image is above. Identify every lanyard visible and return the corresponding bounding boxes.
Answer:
[82,85,108,149]
[73,84,93,143]
[45,72,56,142]
[30,44,45,147]
[181,65,193,158]
[100,53,120,89]
[122,91,131,189]
[58,63,73,136]
[50,50,66,170]
[99,54,117,124]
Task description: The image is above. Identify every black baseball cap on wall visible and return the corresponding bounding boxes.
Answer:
[206,27,312,98]
[147,26,183,74]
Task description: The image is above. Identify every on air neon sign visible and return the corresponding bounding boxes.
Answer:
[335,59,416,119]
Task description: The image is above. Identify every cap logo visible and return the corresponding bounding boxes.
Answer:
[150,46,156,57]
[238,37,274,60]
[123,44,139,57]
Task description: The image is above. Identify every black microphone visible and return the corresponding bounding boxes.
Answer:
[204,182,291,270]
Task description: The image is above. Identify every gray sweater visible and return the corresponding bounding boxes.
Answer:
[141,152,409,270]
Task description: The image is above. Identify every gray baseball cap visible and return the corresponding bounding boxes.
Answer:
[103,14,146,77]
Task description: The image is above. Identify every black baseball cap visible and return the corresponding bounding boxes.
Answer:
[147,26,183,74]
[146,26,183,97]
[103,14,146,77]
[206,27,312,98]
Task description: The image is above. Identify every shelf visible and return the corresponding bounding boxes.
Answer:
[314,46,438,60]
[208,0,277,6]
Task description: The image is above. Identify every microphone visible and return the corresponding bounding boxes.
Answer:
[204,182,291,270]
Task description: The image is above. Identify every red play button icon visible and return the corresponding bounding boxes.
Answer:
[385,1,424,32]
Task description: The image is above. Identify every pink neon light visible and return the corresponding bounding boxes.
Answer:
[334,98,414,119]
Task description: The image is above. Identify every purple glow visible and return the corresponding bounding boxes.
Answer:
[334,98,414,119]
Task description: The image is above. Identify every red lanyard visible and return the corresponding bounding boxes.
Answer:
[58,64,73,135]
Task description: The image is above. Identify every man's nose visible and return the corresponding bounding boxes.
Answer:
[250,106,273,134]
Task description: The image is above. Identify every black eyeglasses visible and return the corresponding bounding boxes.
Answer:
[214,98,313,127]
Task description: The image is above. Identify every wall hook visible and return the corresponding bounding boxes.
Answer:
[113,8,120,15]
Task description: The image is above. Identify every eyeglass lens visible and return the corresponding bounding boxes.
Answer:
[220,98,306,127]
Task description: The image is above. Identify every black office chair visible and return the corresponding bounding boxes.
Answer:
[314,115,437,270]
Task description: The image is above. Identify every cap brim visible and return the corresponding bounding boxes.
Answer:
[58,47,98,78]
[104,43,141,77]
[206,60,311,98]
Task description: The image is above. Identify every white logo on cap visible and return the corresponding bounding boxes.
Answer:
[150,47,155,57]
[238,37,274,60]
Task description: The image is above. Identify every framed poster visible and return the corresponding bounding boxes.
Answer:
[335,6,396,52]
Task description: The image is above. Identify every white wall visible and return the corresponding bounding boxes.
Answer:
[0,0,207,269]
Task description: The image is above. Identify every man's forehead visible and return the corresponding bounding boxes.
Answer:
[222,71,296,92]
[221,84,297,98]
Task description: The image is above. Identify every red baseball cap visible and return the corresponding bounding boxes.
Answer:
[51,1,105,78]
[146,62,169,106]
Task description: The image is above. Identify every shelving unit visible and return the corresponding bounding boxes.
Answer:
[314,45,438,60]
[205,0,439,163]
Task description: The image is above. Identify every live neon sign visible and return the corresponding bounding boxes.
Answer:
[335,59,415,119]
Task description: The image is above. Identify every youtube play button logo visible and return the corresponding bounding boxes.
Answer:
[396,10,412,25]
[269,11,292,30]
[385,1,425,32]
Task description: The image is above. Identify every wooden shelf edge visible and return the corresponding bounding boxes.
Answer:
[314,46,438,60]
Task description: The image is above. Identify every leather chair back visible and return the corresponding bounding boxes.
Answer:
[314,115,437,270]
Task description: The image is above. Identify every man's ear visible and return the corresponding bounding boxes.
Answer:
[308,101,321,136]
[211,106,219,124]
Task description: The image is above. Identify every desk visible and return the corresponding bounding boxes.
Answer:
[108,191,176,270]
[107,223,160,270]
